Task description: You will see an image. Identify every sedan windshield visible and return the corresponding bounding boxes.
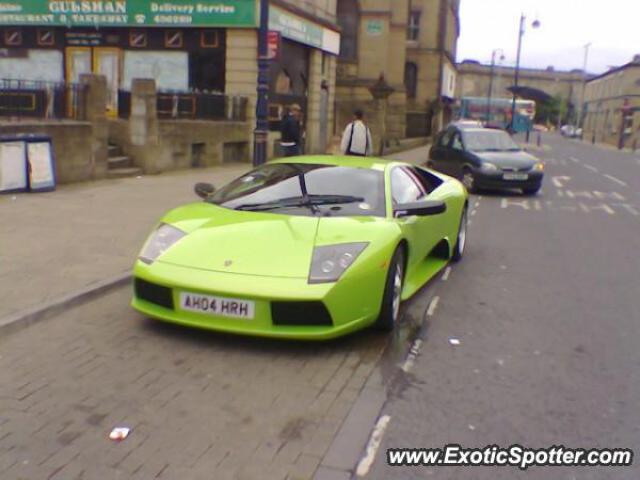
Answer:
[208,163,386,217]
[462,130,521,152]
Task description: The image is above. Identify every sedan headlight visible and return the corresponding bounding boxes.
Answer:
[139,224,186,264]
[533,162,545,171]
[309,243,368,284]
[480,162,498,171]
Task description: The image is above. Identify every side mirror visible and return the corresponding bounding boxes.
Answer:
[194,182,215,199]
[394,200,447,218]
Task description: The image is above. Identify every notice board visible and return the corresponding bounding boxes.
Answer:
[0,141,28,193]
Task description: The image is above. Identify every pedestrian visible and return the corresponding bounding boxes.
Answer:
[280,103,303,157]
[340,110,373,156]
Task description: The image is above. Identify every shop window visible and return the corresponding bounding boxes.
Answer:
[165,30,183,48]
[189,51,225,92]
[407,11,421,41]
[201,31,219,48]
[337,0,358,60]
[129,31,147,48]
[404,62,418,99]
[37,29,55,47]
[4,29,22,47]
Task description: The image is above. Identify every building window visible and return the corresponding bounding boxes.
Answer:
[405,62,418,98]
[164,30,183,48]
[407,11,421,41]
[129,31,147,48]
[200,31,219,48]
[337,0,358,60]
[37,29,55,46]
[4,28,22,47]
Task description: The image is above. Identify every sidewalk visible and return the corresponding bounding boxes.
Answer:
[1,146,429,324]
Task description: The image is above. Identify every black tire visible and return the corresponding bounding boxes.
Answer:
[375,247,405,332]
[522,185,541,196]
[461,168,476,193]
[451,207,468,262]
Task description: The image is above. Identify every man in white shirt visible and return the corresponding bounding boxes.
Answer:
[340,110,373,156]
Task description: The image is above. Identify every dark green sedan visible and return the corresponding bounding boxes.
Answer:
[427,125,545,195]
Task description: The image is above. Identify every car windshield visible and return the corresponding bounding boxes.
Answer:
[208,163,386,217]
[462,130,521,152]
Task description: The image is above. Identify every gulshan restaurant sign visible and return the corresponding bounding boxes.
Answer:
[0,1,258,27]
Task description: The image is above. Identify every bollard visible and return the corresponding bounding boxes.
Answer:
[526,129,530,143]
[536,131,541,147]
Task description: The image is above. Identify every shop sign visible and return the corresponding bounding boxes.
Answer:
[0,1,258,27]
[267,30,280,60]
[268,6,340,55]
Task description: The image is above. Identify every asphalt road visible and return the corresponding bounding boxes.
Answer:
[1,136,638,480]
[364,135,640,479]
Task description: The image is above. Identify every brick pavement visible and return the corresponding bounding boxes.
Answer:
[0,288,387,480]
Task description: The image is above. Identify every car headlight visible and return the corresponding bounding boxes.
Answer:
[481,162,498,171]
[139,224,186,264]
[308,243,369,284]
[533,162,545,171]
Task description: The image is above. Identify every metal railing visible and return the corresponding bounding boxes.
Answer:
[0,79,87,120]
[117,89,247,122]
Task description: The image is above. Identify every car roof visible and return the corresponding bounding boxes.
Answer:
[269,155,397,170]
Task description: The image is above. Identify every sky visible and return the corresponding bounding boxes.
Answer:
[456,0,640,73]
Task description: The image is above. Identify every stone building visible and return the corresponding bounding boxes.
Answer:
[0,0,340,182]
[582,56,640,150]
[456,60,587,122]
[334,0,460,150]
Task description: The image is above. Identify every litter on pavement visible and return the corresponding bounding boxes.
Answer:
[109,427,131,441]
[449,338,461,346]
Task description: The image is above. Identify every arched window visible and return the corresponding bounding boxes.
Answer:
[337,0,358,60]
[404,62,418,98]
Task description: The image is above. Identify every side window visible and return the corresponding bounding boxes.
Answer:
[391,167,425,205]
[411,166,444,194]
[451,133,464,151]
[439,129,453,147]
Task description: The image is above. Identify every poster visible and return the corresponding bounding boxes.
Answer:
[0,141,28,193]
[26,141,56,191]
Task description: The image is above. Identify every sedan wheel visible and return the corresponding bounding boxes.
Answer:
[462,170,475,193]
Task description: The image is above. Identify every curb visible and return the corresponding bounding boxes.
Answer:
[0,272,131,336]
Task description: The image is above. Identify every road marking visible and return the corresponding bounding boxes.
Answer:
[583,164,598,173]
[579,203,615,215]
[426,296,440,317]
[356,415,391,477]
[470,209,477,216]
[400,339,423,373]
[603,174,627,187]
[570,156,580,163]
[551,176,571,188]
[501,198,530,210]
[613,203,640,215]
[442,266,451,281]
[474,201,480,208]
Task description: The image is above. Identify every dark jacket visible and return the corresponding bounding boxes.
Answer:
[280,113,302,144]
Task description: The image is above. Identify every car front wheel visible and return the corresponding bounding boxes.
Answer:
[523,185,541,195]
[462,168,476,193]
[375,247,405,331]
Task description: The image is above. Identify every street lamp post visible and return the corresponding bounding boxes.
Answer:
[253,0,270,166]
[509,13,539,133]
[486,49,505,124]
[577,42,591,131]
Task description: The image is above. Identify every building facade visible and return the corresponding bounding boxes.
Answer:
[334,0,459,149]
[582,56,640,150]
[456,60,587,123]
[0,0,340,165]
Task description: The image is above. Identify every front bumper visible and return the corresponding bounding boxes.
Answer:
[131,259,386,340]
[473,169,543,190]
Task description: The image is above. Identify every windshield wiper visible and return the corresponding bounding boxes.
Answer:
[234,195,364,212]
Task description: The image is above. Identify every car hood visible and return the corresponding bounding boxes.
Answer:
[157,205,320,278]
[155,204,391,279]
[473,150,538,169]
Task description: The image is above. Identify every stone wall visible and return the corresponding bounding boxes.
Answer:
[0,121,95,184]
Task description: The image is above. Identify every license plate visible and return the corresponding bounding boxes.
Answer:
[180,292,255,319]
[503,172,528,180]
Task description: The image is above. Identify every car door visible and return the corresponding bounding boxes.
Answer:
[390,167,441,272]
[429,128,454,174]
[448,130,467,179]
